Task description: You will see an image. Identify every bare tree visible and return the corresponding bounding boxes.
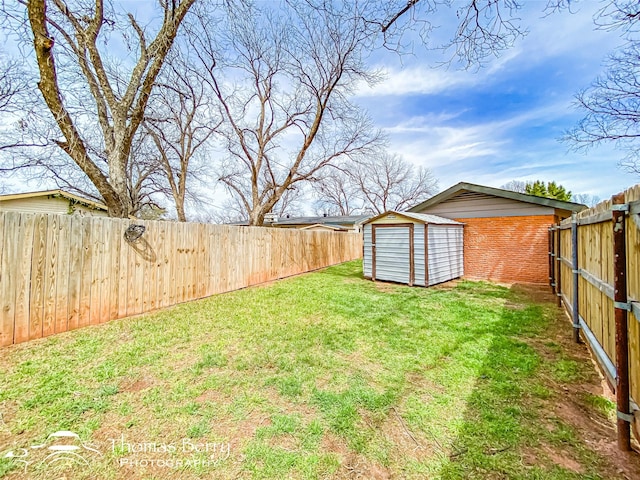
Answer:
[352,153,438,214]
[572,193,601,207]
[314,153,438,215]
[501,180,528,193]
[563,1,640,175]
[272,186,306,218]
[369,0,530,66]
[23,0,197,217]
[190,2,382,225]
[0,56,28,113]
[565,44,640,175]
[144,55,219,221]
[313,168,360,215]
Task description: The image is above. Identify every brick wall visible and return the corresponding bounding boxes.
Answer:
[455,215,554,284]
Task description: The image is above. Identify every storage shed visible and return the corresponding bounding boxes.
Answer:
[363,211,464,287]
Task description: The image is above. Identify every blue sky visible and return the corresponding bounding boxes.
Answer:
[2,1,637,213]
[355,1,637,200]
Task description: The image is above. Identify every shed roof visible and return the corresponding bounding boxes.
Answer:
[273,214,370,226]
[408,182,587,213]
[299,223,347,231]
[0,189,108,211]
[363,210,463,225]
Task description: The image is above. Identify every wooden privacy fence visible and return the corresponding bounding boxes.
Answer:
[0,212,363,347]
[550,184,640,450]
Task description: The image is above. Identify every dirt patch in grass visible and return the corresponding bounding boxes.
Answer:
[339,453,391,480]
[525,291,640,480]
[3,261,640,479]
[121,376,156,393]
[372,281,400,293]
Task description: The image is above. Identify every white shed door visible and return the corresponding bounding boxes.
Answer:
[373,226,412,284]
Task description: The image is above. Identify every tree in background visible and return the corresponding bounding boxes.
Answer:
[572,193,601,207]
[21,0,197,217]
[191,2,382,226]
[314,153,438,215]
[500,180,527,193]
[0,56,27,114]
[1,1,586,220]
[524,180,571,201]
[144,54,219,221]
[564,2,640,176]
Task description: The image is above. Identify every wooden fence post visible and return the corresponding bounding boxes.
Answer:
[612,193,631,451]
[571,214,580,343]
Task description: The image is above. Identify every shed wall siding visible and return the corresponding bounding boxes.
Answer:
[363,224,372,277]
[413,227,425,286]
[373,226,411,284]
[427,226,464,285]
[419,192,553,218]
[456,215,554,283]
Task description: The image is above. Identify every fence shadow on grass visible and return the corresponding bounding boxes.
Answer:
[434,284,592,479]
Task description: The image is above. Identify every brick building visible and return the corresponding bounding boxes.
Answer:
[409,182,586,284]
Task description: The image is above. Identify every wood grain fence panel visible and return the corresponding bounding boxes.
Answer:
[79,216,94,328]
[89,218,104,326]
[12,214,35,344]
[156,222,169,308]
[133,232,145,316]
[108,219,121,321]
[29,214,48,340]
[559,185,640,420]
[125,235,139,317]
[1,212,363,346]
[67,216,84,331]
[1,213,19,346]
[117,220,129,319]
[145,221,157,312]
[100,217,113,324]
[42,214,59,338]
[168,222,177,305]
[55,215,71,334]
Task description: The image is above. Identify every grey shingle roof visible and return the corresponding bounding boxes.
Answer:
[408,182,587,213]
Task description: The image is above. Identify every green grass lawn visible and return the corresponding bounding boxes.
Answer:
[0,260,630,479]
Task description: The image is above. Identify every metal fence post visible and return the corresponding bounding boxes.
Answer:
[556,224,562,307]
[571,214,580,343]
[612,193,631,451]
[549,227,555,294]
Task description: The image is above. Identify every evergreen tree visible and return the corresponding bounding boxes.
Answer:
[525,181,571,201]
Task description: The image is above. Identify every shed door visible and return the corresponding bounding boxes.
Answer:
[372,224,414,285]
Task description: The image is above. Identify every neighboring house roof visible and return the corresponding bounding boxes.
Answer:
[363,210,463,225]
[273,214,370,227]
[0,189,108,212]
[408,182,587,213]
[299,223,347,231]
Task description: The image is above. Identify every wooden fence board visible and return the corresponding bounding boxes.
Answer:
[89,217,103,326]
[42,214,59,337]
[108,219,121,322]
[79,216,94,328]
[0,213,363,347]
[13,214,35,344]
[556,185,640,424]
[29,214,48,340]
[55,215,71,334]
[67,216,83,331]
[117,220,130,319]
[1,213,18,346]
